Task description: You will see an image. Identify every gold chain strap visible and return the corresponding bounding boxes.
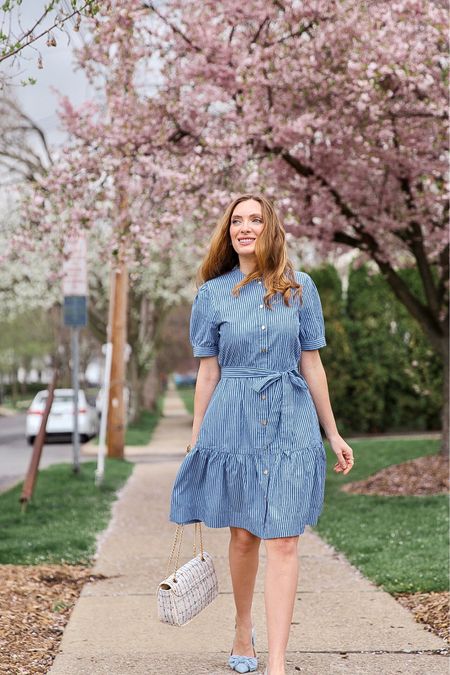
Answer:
[166,523,205,582]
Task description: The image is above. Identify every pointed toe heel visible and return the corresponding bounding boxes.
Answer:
[228,625,258,673]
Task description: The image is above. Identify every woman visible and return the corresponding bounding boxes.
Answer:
[170,194,354,675]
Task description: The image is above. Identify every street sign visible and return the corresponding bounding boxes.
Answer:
[63,233,88,296]
[64,296,87,327]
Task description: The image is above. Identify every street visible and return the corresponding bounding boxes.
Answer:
[0,413,91,492]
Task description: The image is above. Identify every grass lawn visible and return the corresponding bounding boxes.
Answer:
[1,394,34,411]
[124,394,164,445]
[176,385,195,415]
[315,438,448,594]
[0,459,133,565]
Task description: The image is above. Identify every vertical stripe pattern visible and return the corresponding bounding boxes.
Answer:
[169,265,328,539]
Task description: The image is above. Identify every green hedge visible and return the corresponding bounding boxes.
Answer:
[311,263,442,436]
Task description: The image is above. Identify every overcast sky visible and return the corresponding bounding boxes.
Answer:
[2,3,165,152]
[3,3,97,150]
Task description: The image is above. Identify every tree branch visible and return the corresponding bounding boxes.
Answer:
[0,1,95,64]
[267,145,447,350]
[143,1,202,53]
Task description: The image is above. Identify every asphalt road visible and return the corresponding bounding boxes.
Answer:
[0,413,92,493]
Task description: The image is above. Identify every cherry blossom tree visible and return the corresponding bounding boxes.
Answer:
[0,90,195,417]
[12,0,449,452]
[12,1,202,438]
[147,0,449,453]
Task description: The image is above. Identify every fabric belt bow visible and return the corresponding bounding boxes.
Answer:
[220,366,309,447]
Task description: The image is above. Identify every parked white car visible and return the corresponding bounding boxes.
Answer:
[26,388,99,445]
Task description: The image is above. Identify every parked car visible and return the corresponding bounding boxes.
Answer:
[25,388,99,445]
[173,372,197,387]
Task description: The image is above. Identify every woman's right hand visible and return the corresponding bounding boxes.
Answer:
[187,439,197,453]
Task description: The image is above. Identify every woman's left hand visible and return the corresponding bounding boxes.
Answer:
[328,434,355,475]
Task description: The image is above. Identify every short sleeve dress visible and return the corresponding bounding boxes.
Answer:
[169,265,327,539]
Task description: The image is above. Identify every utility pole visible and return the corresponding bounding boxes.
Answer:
[106,240,128,459]
[105,11,134,460]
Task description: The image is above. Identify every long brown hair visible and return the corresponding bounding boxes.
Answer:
[196,193,303,309]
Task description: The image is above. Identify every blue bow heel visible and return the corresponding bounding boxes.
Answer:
[228,625,258,673]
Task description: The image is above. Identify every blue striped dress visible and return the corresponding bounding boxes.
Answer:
[169,264,327,539]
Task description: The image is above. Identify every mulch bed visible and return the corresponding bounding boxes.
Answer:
[394,591,449,643]
[0,564,104,675]
[341,452,449,646]
[341,453,449,496]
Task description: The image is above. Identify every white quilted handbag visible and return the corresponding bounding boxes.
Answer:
[156,522,219,626]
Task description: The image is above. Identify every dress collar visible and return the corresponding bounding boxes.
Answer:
[232,264,262,280]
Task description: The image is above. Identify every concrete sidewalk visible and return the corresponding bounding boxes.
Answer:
[50,384,448,675]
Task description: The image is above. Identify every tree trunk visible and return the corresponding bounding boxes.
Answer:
[107,258,128,459]
[10,368,18,404]
[141,358,160,411]
[19,368,27,395]
[128,351,140,424]
[441,333,449,457]
[126,354,160,422]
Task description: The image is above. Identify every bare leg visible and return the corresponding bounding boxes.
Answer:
[264,535,299,675]
[229,526,261,656]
